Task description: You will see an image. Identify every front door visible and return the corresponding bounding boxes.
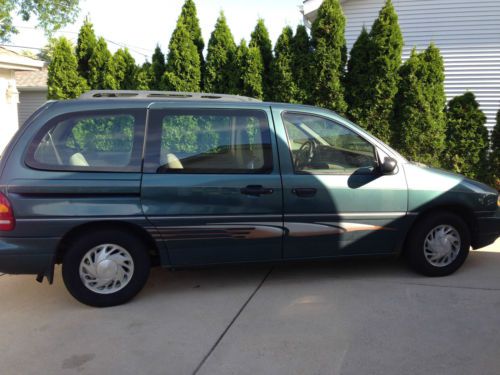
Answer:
[141,104,283,266]
[273,109,409,259]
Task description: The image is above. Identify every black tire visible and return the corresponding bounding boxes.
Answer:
[62,230,151,307]
[405,212,470,276]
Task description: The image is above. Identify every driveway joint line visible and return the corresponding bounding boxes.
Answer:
[192,266,274,375]
[399,281,500,291]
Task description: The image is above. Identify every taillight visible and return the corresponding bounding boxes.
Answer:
[0,193,15,231]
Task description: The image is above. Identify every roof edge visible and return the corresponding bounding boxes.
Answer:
[79,90,261,103]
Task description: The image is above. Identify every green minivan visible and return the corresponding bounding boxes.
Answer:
[0,91,498,307]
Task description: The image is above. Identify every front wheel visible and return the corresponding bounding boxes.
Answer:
[62,230,151,307]
[405,212,470,276]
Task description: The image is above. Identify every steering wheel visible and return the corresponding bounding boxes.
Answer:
[295,140,316,169]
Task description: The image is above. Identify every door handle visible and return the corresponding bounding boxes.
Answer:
[292,188,317,197]
[240,185,274,196]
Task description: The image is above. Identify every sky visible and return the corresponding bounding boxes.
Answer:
[8,0,306,63]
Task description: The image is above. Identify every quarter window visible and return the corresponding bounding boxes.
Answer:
[26,110,144,172]
[283,112,377,174]
[149,109,273,174]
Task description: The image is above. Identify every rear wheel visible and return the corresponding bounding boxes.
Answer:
[405,212,470,276]
[62,230,151,307]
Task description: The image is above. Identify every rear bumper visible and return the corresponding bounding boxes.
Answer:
[0,237,58,275]
[473,210,500,249]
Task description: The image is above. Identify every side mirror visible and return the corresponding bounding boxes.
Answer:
[380,156,397,174]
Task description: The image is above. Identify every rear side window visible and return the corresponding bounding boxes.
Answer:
[145,109,273,174]
[26,110,145,172]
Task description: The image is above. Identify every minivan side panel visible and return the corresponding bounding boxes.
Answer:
[1,172,150,278]
[403,163,500,249]
[271,106,411,258]
[403,163,497,213]
[6,174,145,238]
[0,102,163,278]
[141,104,284,266]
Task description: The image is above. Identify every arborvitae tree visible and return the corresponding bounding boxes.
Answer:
[88,37,116,89]
[421,43,447,133]
[346,0,403,142]
[269,26,297,103]
[310,0,347,114]
[150,45,165,90]
[48,37,88,99]
[345,26,370,122]
[112,48,138,89]
[393,45,447,166]
[236,40,264,99]
[163,21,201,92]
[204,12,238,94]
[445,92,489,180]
[235,40,249,95]
[136,68,150,90]
[178,0,204,81]
[367,0,403,131]
[393,49,419,149]
[250,19,273,100]
[490,110,500,188]
[75,17,97,85]
[140,61,153,88]
[292,25,312,104]
[134,61,151,90]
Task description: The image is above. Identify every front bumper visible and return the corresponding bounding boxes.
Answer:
[473,210,500,249]
[0,237,58,276]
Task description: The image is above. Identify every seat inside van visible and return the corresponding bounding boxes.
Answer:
[69,152,89,167]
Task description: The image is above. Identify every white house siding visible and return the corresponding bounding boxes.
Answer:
[18,90,47,127]
[304,0,500,132]
[0,69,19,155]
[0,48,43,154]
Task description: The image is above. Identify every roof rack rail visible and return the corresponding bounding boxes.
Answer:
[78,90,261,102]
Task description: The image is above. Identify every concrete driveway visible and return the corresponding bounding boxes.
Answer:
[1,241,499,375]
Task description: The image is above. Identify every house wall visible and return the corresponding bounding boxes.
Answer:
[18,90,47,127]
[0,69,19,155]
[304,0,500,132]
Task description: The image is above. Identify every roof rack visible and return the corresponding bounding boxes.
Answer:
[78,90,261,102]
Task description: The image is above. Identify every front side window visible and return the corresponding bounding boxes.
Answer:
[283,112,377,174]
[149,109,273,174]
[27,110,144,172]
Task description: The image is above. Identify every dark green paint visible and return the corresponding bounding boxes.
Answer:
[0,96,498,281]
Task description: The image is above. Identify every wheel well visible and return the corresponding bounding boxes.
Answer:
[55,221,160,265]
[415,205,475,233]
[401,204,476,254]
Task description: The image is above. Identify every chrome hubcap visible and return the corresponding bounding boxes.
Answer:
[424,225,461,267]
[79,244,134,294]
